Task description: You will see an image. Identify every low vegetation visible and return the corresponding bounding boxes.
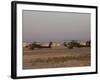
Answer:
[30,55,90,66]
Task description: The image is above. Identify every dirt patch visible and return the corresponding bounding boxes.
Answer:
[23,47,90,69]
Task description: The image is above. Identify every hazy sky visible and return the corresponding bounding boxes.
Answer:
[22,10,90,42]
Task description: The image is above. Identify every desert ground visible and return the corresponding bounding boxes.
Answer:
[23,47,90,69]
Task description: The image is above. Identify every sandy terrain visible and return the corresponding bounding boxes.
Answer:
[23,47,90,69]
